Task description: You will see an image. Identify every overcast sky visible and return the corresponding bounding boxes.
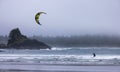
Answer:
[0,0,120,36]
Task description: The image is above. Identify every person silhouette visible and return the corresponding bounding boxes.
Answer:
[93,53,96,57]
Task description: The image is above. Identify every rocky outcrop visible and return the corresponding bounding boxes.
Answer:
[7,28,27,46]
[0,28,51,49]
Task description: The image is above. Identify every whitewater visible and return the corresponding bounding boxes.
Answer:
[0,47,120,65]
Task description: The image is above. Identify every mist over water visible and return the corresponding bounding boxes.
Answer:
[31,35,120,47]
[0,0,120,36]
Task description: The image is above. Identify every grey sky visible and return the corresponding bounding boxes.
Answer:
[0,0,120,36]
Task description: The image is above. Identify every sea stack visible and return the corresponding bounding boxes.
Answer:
[5,28,51,49]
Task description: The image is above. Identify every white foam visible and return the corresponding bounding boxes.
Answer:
[0,54,120,65]
[51,47,72,50]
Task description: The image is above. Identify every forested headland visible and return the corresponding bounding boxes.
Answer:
[31,35,120,47]
[1,35,120,47]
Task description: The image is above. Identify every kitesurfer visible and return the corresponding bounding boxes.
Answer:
[93,53,96,57]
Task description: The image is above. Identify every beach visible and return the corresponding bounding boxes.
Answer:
[0,63,120,72]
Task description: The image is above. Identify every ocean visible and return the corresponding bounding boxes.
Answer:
[0,47,120,65]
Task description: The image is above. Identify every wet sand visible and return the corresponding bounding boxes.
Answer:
[0,70,84,72]
[0,64,120,72]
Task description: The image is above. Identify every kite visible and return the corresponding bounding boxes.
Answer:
[35,12,47,25]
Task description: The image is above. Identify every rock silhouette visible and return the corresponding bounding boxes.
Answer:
[0,28,51,49]
[7,28,27,46]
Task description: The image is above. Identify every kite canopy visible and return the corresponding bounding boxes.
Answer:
[35,12,47,25]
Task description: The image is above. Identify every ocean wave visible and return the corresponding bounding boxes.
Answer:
[0,47,120,65]
[51,47,72,51]
[0,54,120,65]
[51,47,120,51]
[0,54,120,60]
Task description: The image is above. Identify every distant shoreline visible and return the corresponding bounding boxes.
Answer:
[1,35,120,47]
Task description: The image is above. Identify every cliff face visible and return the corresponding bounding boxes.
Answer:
[0,28,51,49]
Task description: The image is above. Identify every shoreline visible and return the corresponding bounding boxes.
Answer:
[0,61,120,66]
[0,64,120,72]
